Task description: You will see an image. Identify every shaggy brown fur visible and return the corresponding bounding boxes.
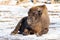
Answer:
[11,5,50,36]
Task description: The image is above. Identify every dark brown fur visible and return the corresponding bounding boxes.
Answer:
[11,5,50,36]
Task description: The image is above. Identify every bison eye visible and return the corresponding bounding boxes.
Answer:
[32,13,34,16]
[38,11,42,15]
[38,11,41,12]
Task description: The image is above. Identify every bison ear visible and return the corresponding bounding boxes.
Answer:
[41,5,46,7]
[28,8,31,13]
[37,5,46,10]
[41,5,46,8]
[41,5,47,9]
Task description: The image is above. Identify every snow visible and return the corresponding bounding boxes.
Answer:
[0,3,60,40]
[0,28,60,40]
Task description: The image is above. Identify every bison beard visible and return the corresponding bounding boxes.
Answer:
[18,17,34,35]
[11,5,50,36]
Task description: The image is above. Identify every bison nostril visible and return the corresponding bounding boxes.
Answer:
[38,11,41,12]
[38,11,42,15]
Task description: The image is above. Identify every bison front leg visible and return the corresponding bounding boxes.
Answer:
[42,28,49,34]
[11,21,21,35]
[36,29,43,36]
[34,26,43,36]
